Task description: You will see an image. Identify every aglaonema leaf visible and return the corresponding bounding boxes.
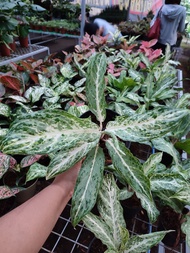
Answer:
[175,138,190,154]
[106,109,190,144]
[82,212,116,250]
[82,174,129,251]
[1,109,101,155]
[47,139,99,179]
[85,53,107,127]
[71,146,105,226]
[97,174,127,249]
[152,138,181,166]
[124,230,173,253]
[26,163,47,182]
[105,137,159,223]
[0,103,11,118]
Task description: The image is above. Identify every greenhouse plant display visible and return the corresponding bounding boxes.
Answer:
[1,34,190,252]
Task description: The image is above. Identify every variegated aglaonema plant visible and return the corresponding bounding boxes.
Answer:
[83,174,173,253]
[1,52,190,251]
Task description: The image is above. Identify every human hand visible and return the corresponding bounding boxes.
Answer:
[52,160,83,193]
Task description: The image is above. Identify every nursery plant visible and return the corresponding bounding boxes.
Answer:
[1,34,190,251]
[83,173,173,253]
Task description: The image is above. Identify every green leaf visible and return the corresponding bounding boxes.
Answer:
[86,53,107,126]
[175,138,190,154]
[1,109,101,155]
[142,152,162,177]
[47,139,99,179]
[106,137,158,223]
[0,103,11,117]
[24,86,45,103]
[170,187,190,205]
[106,137,150,198]
[152,138,181,166]
[124,231,173,253]
[26,163,47,182]
[71,146,105,226]
[83,212,116,250]
[150,173,188,193]
[106,109,190,144]
[97,174,127,249]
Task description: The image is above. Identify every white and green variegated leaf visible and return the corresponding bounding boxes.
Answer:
[8,95,28,103]
[24,86,45,103]
[85,53,107,125]
[67,105,89,118]
[26,162,47,182]
[60,63,77,79]
[105,250,118,253]
[119,187,134,201]
[124,231,173,253]
[175,93,190,109]
[181,216,190,248]
[152,138,181,166]
[128,69,143,82]
[0,103,11,117]
[54,81,71,95]
[82,212,116,250]
[1,109,101,155]
[47,140,99,179]
[74,77,86,88]
[106,109,190,144]
[71,146,105,226]
[38,74,51,87]
[106,137,158,223]
[97,174,126,249]
[105,138,151,200]
[135,191,159,223]
[0,128,8,140]
[154,190,184,213]
[150,173,187,193]
[170,187,190,205]
[139,53,151,68]
[114,103,135,117]
[143,152,162,177]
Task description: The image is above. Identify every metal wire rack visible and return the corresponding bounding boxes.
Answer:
[39,200,188,253]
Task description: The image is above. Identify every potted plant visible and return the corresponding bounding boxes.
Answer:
[17,22,30,47]
[83,174,173,253]
[0,14,18,56]
[0,34,190,251]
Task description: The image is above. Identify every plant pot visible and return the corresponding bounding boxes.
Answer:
[87,237,107,253]
[9,41,16,52]
[157,206,182,248]
[121,195,142,220]
[15,179,38,204]
[19,36,29,48]
[0,43,11,56]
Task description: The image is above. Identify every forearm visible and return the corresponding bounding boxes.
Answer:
[0,161,82,253]
[0,182,72,253]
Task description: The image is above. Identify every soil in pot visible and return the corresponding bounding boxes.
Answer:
[121,194,142,221]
